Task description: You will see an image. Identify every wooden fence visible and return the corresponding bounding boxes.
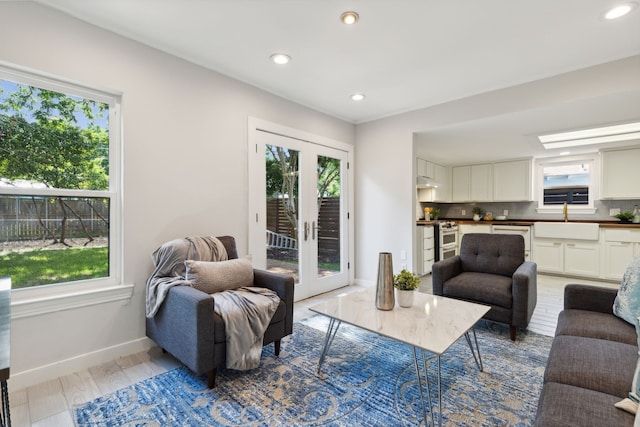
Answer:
[0,195,109,242]
[266,197,341,263]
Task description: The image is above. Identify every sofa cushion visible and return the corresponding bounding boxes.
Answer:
[555,309,637,346]
[443,271,513,308]
[543,335,637,398]
[459,233,524,277]
[534,382,634,427]
[185,258,253,294]
[613,256,640,325]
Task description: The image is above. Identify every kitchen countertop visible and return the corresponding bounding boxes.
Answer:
[416,219,640,228]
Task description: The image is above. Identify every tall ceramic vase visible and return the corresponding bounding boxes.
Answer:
[376,252,395,310]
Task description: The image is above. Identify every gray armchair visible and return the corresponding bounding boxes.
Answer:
[146,236,294,387]
[432,233,537,341]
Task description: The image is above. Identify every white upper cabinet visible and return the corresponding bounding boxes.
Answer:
[418,160,451,202]
[601,147,640,199]
[452,159,532,202]
[452,166,471,202]
[493,159,532,201]
[471,164,493,201]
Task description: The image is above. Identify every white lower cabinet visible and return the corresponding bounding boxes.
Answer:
[601,229,640,280]
[564,241,600,277]
[532,240,564,273]
[418,225,435,275]
[533,239,599,277]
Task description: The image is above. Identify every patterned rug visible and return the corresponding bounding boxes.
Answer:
[75,317,551,426]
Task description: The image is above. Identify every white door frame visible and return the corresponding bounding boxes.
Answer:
[247,117,355,300]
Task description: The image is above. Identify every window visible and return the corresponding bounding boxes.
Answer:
[0,65,122,298]
[536,155,598,213]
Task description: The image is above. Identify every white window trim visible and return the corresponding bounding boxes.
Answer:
[535,153,600,215]
[0,62,128,318]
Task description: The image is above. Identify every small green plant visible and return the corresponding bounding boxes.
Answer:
[472,206,484,216]
[431,208,441,218]
[614,211,634,222]
[393,269,420,291]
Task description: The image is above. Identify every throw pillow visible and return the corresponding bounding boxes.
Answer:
[185,258,253,294]
[613,257,640,325]
[618,348,640,415]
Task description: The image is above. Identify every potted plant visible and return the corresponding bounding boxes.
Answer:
[431,208,441,220]
[472,206,484,221]
[614,211,635,223]
[393,269,420,307]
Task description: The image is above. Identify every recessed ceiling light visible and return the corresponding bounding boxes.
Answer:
[270,53,291,65]
[350,93,365,101]
[341,11,359,25]
[604,2,636,19]
[559,151,571,156]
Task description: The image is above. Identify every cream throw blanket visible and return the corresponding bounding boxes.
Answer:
[213,287,280,370]
[145,236,228,318]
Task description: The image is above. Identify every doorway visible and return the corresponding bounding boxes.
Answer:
[248,119,353,301]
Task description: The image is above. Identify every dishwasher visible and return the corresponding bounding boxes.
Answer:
[491,225,532,259]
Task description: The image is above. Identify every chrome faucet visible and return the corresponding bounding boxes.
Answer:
[563,202,568,222]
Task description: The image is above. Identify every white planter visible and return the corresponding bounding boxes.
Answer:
[396,289,415,308]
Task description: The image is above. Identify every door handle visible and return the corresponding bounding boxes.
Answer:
[312,221,317,240]
[304,221,309,241]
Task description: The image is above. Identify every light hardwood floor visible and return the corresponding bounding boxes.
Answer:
[9,274,618,426]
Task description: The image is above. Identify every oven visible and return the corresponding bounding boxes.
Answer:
[435,222,458,261]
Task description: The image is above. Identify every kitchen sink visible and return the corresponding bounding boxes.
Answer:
[534,222,600,240]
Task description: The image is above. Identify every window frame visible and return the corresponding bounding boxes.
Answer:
[0,62,131,318]
[535,153,599,214]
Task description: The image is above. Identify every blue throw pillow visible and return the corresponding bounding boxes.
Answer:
[613,257,640,325]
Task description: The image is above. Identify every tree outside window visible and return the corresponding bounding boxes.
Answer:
[0,79,112,289]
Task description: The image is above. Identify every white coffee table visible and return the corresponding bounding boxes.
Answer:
[308,288,490,427]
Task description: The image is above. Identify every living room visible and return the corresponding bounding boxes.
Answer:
[1,1,640,425]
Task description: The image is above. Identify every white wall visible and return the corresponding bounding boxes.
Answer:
[0,2,354,389]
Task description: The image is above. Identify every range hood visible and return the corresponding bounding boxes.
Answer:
[416,176,441,188]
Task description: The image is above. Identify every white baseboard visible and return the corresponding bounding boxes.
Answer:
[8,336,156,391]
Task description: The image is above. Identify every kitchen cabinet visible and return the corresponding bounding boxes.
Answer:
[601,228,640,280]
[533,239,600,277]
[601,147,640,199]
[417,158,435,179]
[417,225,435,275]
[453,164,493,202]
[452,166,471,202]
[471,164,493,201]
[493,160,532,201]
[417,162,451,202]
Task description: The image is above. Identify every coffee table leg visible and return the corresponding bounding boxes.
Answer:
[464,328,484,372]
[317,318,341,374]
[412,347,435,427]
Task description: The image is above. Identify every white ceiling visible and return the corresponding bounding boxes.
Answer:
[31,0,640,164]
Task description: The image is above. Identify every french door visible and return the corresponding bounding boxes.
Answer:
[249,125,351,301]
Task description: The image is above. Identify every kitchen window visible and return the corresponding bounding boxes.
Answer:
[536,155,598,214]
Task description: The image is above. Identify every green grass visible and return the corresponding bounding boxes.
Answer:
[1,247,108,289]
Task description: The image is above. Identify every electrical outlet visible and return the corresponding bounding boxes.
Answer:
[461,209,466,216]
[610,208,621,216]
[401,263,407,270]
[503,209,509,216]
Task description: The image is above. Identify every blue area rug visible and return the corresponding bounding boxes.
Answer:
[75,317,551,426]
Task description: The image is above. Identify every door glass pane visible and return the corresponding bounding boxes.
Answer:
[317,155,341,277]
[265,145,299,282]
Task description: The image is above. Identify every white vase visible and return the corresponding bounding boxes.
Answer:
[396,289,414,308]
[473,214,480,221]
